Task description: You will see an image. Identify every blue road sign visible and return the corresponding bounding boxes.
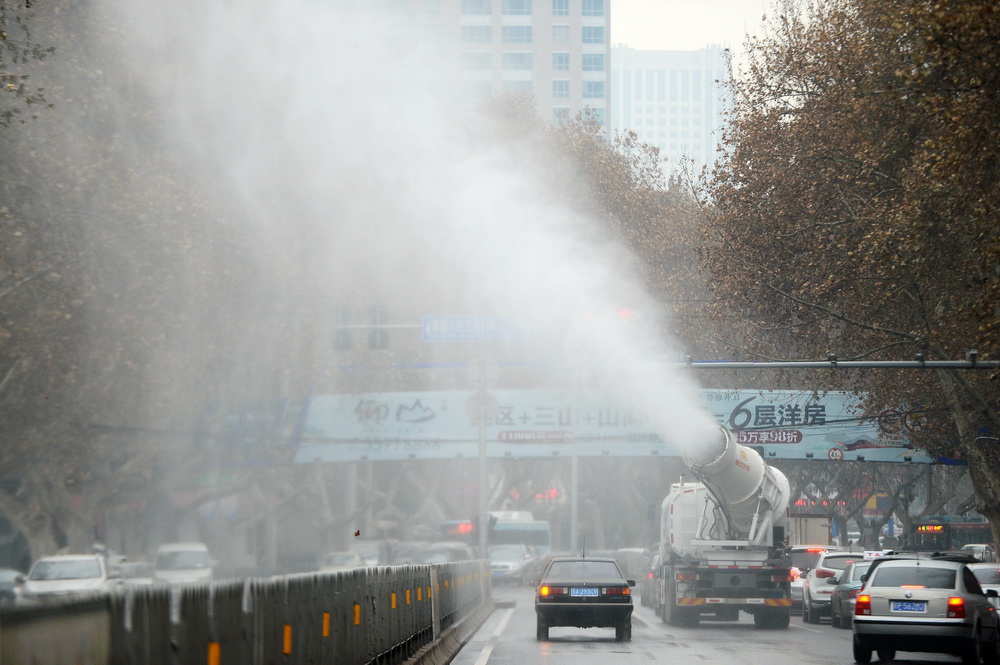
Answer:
[421,316,528,342]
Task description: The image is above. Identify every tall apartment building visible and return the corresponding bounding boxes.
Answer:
[384,0,611,128]
[610,46,729,175]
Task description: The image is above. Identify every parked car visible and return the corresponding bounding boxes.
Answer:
[962,544,998,563]
[489,543,540,585]
[117,561,155,586]
[534,556,635,642]
[829,560,872,628]
[614,547,651,582]
[0,568,23,605]
[319,551,366,572]
[852,557,1000,663]
[20,554,117,602]
[802,550,860,623]
[969,562,1000,610]
[153,542,214,584]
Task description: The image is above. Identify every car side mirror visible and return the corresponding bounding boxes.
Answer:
[826,577,839,585]
[627,579,636,587]
[860,573,869,583]
[15,574,25,584]
[987,589,998,598]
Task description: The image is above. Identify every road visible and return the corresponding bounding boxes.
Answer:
[452,585,962,665]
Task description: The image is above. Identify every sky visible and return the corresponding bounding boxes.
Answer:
[610,0,774,54]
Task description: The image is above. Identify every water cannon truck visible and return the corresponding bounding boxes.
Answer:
[657,426,793,628]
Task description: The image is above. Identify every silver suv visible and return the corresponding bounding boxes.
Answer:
[852,558,1000,663]
[802,550,860,623]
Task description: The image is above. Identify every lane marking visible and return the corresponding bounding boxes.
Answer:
[473,608,515,665]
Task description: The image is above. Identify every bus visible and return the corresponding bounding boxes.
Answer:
[908,516,993,552]
[440,515,552,555]
[491,519,552,555]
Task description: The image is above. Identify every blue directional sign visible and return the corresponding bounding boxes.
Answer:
[421,315,529,342]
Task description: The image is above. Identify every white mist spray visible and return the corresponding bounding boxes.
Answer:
[97,0,720,453]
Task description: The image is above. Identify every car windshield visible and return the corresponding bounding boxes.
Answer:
[791,549,825,570]
[822,555,856,571]
[30,559,102,580]
[490,545,525,560]
[848,562,872,581]
[972,567,1000,585]
[871,566,957,589]
[156,551,210,570]
[546,560,622,579]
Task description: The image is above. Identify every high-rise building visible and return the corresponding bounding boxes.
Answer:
[610,45,729,176]
[383,0,610,128]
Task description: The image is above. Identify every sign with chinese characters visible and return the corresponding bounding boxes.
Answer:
[291,389,934,464]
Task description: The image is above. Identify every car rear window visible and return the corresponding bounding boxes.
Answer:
[820,555,856,571]
[791,549,825,570]
[972,567,1000,585]
[546,561,622,579]
[870,566,957,589]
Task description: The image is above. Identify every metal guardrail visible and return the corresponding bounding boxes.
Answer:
[0,560,491,665]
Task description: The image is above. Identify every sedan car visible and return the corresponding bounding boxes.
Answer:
[534,556,634,642]
[0,568,23,606]
[852,558,1000,664]
[829,560,872,628]
[969,562,1000,610]
[489,544,540,585]
[962,544,998,563]
[20,554,117,602]
[803,550,860,623]
[319,551,365,572]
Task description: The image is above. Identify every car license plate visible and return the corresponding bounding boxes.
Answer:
[571,587,599,597]
[891,600,926,612]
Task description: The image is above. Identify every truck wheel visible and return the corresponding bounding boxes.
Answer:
[853,635,873,664]
[536,618,548,642]
[615,620,632,642]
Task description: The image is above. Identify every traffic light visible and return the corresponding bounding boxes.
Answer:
[333,305,351,350]
[368,305,388,349]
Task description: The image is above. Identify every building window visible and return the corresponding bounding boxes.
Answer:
[552,0,569,15]
[552,24,569,44]
[552,52,569,70]
[582,26,605,44]
[461,0,491,14]
[552,80,570,98]
[582,53,604,71]
[502,26,532,43]
[461,26,493,42]
[502,80,534,93]
[502,52,533,70]
[584,107,605,126]
[582,0,605,16]
[502,0,532,15]
[462,52,493,69]
[552,107,571,124]
[583,80,605,98]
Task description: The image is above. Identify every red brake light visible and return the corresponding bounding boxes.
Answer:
[817,569,835,578]
[604,586,629,595]
[855,594,871,615]
[807,548,826,553]
[648,572,654,580]
[790,569,800,581]
[947,597,966,618]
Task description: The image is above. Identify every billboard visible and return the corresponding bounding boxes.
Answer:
[291,389,934,464]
